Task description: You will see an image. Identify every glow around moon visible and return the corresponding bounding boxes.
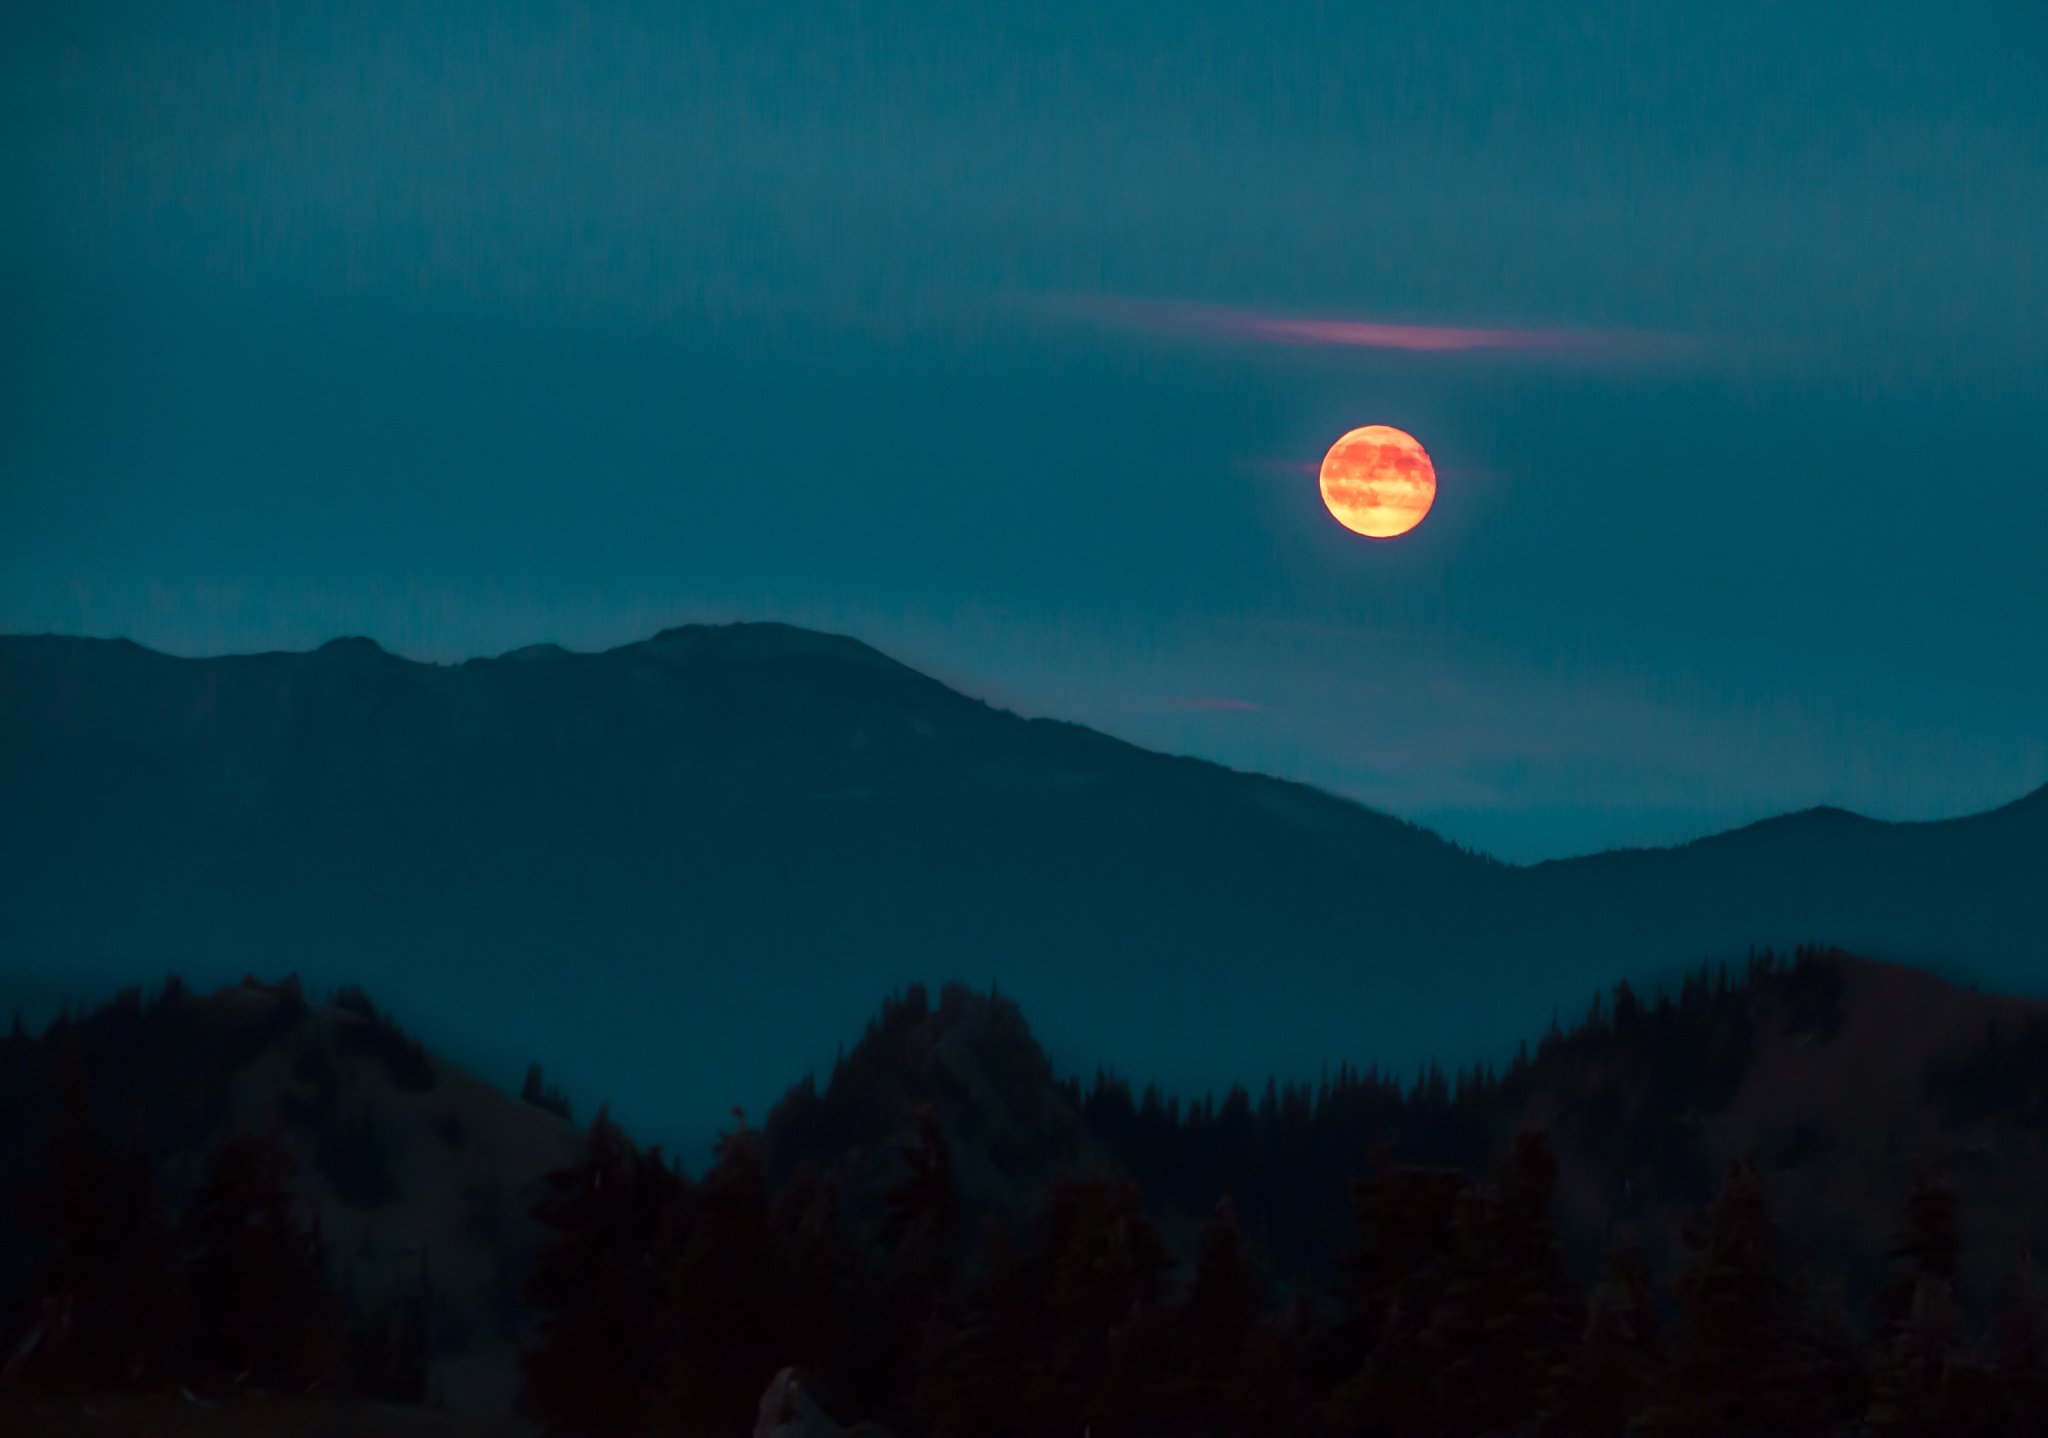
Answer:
[1318,425,1437,538]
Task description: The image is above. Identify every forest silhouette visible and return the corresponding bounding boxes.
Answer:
[3,952,2048,1433]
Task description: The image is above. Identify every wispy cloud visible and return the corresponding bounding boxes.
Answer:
[1048,296,1680,359]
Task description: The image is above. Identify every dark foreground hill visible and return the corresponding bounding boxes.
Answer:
[767,948,2048,1312]
[0,1394,523,1438]
[0,979,581,1421]
[9,952,2048,1434]
[3,624,2044,1151]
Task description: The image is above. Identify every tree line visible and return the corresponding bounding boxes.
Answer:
[0,1054,427,1402]
[1067,946,1852,1281]
[6,953,2047,1434]
[0,976,432,1404]
[521,1105,2048,1436]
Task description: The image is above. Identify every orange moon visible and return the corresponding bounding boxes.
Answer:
[1318,425,1437,538]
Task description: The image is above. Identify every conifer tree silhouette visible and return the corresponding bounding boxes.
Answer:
[179,1117,332,1391]
[914,1172,1174,1438]
[912,1219,1037,1438]
[1156,1198,1304,1438]
[8,1055,182,1392]
[657,1121,791,1437]
[772,1166,846,1376]
[1638,1158,1831,1437]
[519,1062,572,1121]
[1429,1129,1584,1436]
[1874,1163,1962,1338]
[1985,1248,2048,1437]
[853,1105,963,1427]
[1866,1278,1967,1436]
[1539,1241,1663,1437]
[881,1104,961,1259]
[1040,1171,1175,1431]
[520,1109,676,1438]
[1325,1162,1470,1437]
[1867,1165,1967,1435]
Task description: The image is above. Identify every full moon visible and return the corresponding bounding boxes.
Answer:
[1318,425,1437,538]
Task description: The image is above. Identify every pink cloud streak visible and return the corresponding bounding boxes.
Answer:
[1053,296,1677,358]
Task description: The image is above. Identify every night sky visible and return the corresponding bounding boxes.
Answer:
[5,2,2045,861]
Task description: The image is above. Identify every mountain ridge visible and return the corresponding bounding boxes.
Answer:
[3,624,2043,1155]
[9,625,2039,861]
[8,626,2039,860]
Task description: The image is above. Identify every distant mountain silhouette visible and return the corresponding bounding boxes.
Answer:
[2,624,2044,1150]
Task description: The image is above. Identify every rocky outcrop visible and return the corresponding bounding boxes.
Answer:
[753,1367,892,1438]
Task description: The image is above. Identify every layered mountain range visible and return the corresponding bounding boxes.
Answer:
[3,624,2043,1150]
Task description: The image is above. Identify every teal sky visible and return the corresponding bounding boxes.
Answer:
[5,1,2045,860]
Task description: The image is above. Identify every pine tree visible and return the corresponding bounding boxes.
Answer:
[912,1219,1038,1438]
[1612,978,1644,1027]
[1539,1241,1663,1437]
[851,1105,963,1426]
[1866,1166,1968,1435]
[657,1123,791,1438]
[1638,1159,1832,1437]
[1039,1171,1176,1430]
[1874,1164,1961,1339]
[1155,1199,1305,1438]
[179,1118,333,1390]
[1324,1163,1470,1437]
[880,1104,961,1260]
[1981,1249,2047,1438]
[519,1110,677,1438]
[1041,1172,1173,1339]
[1425,1132,1586,1438]
[1791,1273,1869,1428]
[1184,1198,1262,1354]
[914,1172,1174,1437]
[1866,1277,1966,1437]
[8,1058,183,1392]
[519,1062,572,1121]
[773,1166,846,1376]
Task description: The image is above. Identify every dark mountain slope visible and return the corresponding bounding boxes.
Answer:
[2,625,2043,1153]
[763,981,1111,1229]
[1527,790,2048,988]
[764,952,2048,1317]
[0,979,582,1420]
